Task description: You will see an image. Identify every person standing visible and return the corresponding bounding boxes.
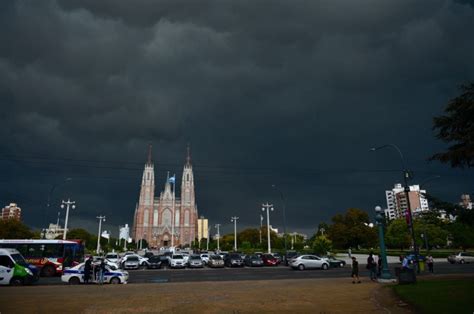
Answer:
[351,256,361,284]
[427,255,434,273]
[367,252,377,281]
[99,259,106,285]
[402,255,410,269]
[84,257,92,284]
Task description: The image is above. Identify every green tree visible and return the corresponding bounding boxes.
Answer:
[0,219,34,239]
[430,82,474,168]
[327,208,377,249]
[312,235,332,255]
[385,219,411,250]
[413,221,449,249]
[447,222,474,249]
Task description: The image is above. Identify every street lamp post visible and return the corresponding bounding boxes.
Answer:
[215,224,221,252]
[375,206,393,281]
[262,202,274,254]
[231,216,239,251]
[272,185,288,260]
[370,144,420,274]
[61,199,76,240]
[96,215,106,254]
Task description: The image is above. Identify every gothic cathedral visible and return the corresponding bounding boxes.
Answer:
[132,145,198,248]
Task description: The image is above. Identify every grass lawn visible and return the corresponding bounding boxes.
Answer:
[392,279,474,314]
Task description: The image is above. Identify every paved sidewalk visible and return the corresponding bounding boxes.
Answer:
[0,278,410,313]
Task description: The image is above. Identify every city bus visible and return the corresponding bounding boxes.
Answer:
[0,239,84,277]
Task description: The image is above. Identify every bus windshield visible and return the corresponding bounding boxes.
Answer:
[11,253,29,267]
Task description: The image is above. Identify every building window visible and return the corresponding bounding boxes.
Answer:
[187,174,190,181]
[184,210,190,226]
[153,209,158,226]
[144,209,149,226]
[162,209,171,226]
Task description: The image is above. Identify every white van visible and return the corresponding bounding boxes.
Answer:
[0,248,35,285]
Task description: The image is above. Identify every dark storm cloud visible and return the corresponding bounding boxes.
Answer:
[0,0,473,236]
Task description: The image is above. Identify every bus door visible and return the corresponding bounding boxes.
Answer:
[0,255,14,285]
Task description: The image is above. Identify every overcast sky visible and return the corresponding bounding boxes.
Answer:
[1,0,473,237]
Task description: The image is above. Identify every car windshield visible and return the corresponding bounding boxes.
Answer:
[106,254,118,259]
[248,255,259,259]
[173,255,183,259]
[11,253,28,266]
[190,255,201,260]
[149,256,160,262]
[127,256,139,261]
[229,254,241,259]
[263,254,274,259]
[211,255,222,260]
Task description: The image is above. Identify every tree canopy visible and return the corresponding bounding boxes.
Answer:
[430,82,474,168]
[0,219,34,239]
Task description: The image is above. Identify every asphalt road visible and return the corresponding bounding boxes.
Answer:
[37,262,474,285]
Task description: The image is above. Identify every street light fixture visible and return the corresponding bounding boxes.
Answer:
[370,144,420,274]
[96,215,106,254]
[60,199,76,240]
[262,202,274,254]
[231,216,239,251]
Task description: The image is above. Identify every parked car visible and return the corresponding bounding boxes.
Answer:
[322,256,346,268]
[144,252,154,259]
[200,253,210,265]
[244,254,264,267]
[169,254,186,269]
[145,255,162,269]
[105,253,119,264]
[188,255,204,268]
[272,252,283,264]
[224,253,244,267]
[122,256,140,270]
[289,255,329,270]
[208,254,225,268]
[262,254,278,266]
[284,251,299,265]
[448,252,474,264]
[62,262,129,284]
[120,253,149,266]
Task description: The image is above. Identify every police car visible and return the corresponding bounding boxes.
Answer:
[61,262,129,284]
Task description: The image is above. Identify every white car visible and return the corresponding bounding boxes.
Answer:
[105,253,119,264]
[119,254,148,267]
[62,263,129,284]
[289,255,329,271]
[169,254,186,269]
[200,253,210,265]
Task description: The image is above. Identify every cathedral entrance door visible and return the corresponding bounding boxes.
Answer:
[163,240,169,247]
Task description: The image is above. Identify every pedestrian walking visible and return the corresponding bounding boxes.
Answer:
[401,255,409,269]
[377,256,382,278]
[348,247,352,258]
[427,255,434,273]
[351,256,361,284]
[84,256,92,284]
[367,252,377,281]
[99,259,106,285]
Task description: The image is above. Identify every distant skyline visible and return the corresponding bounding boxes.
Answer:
[0,1,473,236]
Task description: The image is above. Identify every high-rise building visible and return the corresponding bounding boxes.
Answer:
[384,184,429,220]
[132,145,199,248]
[460,194,473,210]
[197,216,209,241]
[1,203,22,221]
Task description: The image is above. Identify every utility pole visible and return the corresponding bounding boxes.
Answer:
[171,173,176,248]
[259,215,263,244]
[262,202,274,254]
[215,224,221,252]
[61,199,76,240]
[206,225,211,251]
[231,216,239,251]
[96,215,106,254]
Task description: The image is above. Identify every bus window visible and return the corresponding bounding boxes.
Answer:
[44,244,63,258]
[27,245,44,258]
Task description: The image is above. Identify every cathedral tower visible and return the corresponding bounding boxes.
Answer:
[133,144,155,242]
[179,144,197,244]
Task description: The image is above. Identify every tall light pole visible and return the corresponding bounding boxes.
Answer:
[61,199,76,240]
[374,206,393,281]
[231,216,239,251]
[259,215,263,244]
[215,224,221,251]
[370,144,419,274]
[96,215,106,254]
[206,225,211,251]
[272,185,288,260]
[262,202,274,254]
[170,173,176,248]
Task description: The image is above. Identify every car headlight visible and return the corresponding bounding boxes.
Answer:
[25,268,33,276]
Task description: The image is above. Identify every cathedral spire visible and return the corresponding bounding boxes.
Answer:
[146,143,153,165]
[186,143,191,166]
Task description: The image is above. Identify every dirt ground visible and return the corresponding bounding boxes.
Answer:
[0,278,411,314]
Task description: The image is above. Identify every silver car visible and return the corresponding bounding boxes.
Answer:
[188,255,204,268]
[447,252,474,264]
[122,256,140,270]
[289,255,329,270]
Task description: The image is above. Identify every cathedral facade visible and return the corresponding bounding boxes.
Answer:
[132,145,198,248]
